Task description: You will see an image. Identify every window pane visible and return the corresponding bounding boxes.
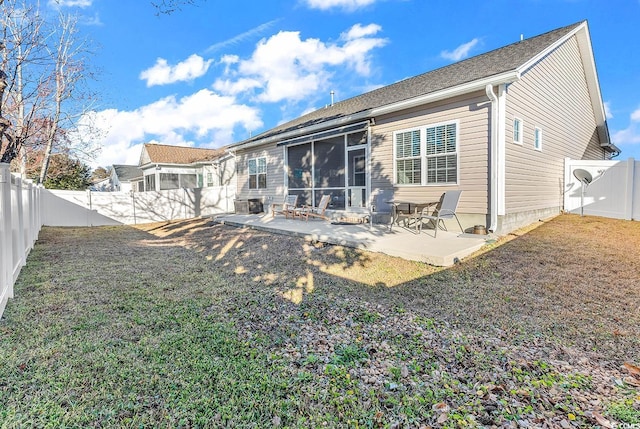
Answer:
[258,173,267,189]
[396,159,421,184]
[248,159,257,175]
[426,155,456,184]
[248,175,257,189]
[257,157,267,173]
[426,124,457,155]
[314,136,345,188]
[288,144,312,189]
[180,174,197,189]
[160,173,179,190]
[347,131,366,147]
[396,130,420,158]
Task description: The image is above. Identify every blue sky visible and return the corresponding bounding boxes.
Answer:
[50,0,640,167]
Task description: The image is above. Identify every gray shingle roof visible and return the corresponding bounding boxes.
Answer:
[236,21,583,146]
[112,164,143,181]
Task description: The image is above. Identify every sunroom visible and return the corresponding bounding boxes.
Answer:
[277,121,370,213]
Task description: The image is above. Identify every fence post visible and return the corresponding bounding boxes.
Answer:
[0,163,13,307]
[14,176,26,273]
[626,158,635,221]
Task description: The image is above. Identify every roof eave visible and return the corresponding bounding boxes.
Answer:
[370,71,521,117]
[230,71,521,152]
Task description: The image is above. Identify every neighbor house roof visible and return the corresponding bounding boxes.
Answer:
[230,21,617,154]
[112,164,143,182]
[140,143,225,166]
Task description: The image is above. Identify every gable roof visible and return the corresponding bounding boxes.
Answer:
[231,21,616,153]
[140,143,225,166]
[112,164,143,181]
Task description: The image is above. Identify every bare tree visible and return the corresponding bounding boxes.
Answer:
[0,0,97,182]
[0,0,49,166]
[39,12,90,184]
[152,0,204,15]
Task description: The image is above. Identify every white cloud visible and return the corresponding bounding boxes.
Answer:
[304,0,376,11]
[612,108,640,147]
[441,38,480,61]
[343,23,381,40]
[215,23,387,103]
[77,89,262,168]
[140,54,213,87]
[604,101,613,119]
[48,0,92,8]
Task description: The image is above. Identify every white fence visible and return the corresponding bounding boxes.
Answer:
[0,163,43,318]
[564,157,639,220]
[42,186,236,227]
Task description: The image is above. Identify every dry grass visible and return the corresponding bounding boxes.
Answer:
[1,213,639,427]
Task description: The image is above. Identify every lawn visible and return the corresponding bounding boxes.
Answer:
[1,214,639,428]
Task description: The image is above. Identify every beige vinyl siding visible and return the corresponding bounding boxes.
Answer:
[505,35,606,214]
[371,91,490,213]
[236,143,286,201]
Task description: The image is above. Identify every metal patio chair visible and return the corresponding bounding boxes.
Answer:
[418,190,464,237]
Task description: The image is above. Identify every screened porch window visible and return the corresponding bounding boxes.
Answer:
[287,135,349,210]
[144,174,156,191]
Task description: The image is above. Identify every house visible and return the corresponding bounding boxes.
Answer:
[227,21,619,234]
[137,143,236,192]
[109,164,144,192]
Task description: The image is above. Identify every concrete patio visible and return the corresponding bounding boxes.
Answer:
[212,213,496,267]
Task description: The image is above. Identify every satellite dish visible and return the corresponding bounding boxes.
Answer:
[572,169,593,216]
[573,169,592,185]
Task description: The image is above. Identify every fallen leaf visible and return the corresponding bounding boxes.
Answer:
[593,411,613,429]
[624,362,640,378]
[432,402,450,413]
[437,413,448,424]
[624,376,640,387]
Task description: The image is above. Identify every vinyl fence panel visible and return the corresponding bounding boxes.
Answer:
[564,158,638,220]
[0,164,43,318]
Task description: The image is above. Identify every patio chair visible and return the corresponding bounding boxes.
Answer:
[271,194,299,218]
[298,194,331,221]
[417,190,464,237]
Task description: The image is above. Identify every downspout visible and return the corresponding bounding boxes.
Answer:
[485,84,499,233]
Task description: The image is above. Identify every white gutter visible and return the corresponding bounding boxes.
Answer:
[486,84,499,233]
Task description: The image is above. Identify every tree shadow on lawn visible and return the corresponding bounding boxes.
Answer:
[4,215,639,427]
[136,215,640,364]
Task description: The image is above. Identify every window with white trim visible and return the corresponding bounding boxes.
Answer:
[248,157,267,189]
[513,117,523,144]
[534,127,542,151]
[394,121,458,185]
[395,129,421,184]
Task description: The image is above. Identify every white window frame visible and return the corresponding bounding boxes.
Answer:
[393,120,459,186]
[513,117,523,145]
[248,156,267,189]
[393,127,422,186]
[534,127,543,151]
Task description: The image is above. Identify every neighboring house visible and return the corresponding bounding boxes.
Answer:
[138,143,235,192]
[110,164,144,192]
[228,21,619,234]
[91,177,112,192]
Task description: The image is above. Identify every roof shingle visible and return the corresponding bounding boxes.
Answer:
[142,143,225,165]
